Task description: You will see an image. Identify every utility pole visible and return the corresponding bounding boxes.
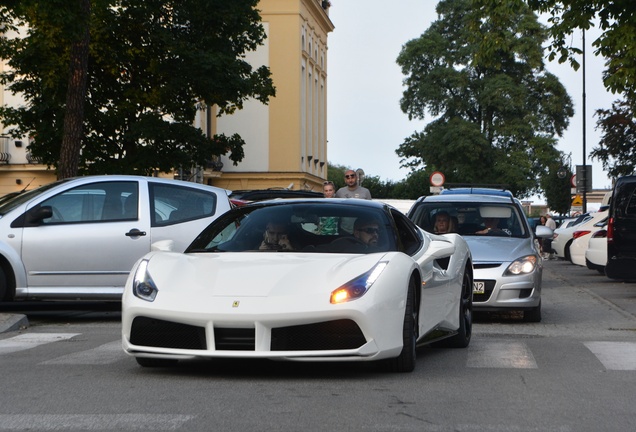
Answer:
[582,29,588,213]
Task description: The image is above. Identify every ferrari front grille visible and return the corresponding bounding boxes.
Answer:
[214,328,255,351]
[270,319,366,351]
[130,316,207,350]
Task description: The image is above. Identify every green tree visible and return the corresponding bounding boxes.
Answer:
[591,99,636,179]
[0,0,275,179]
[540,158,573,214]
[526,0,636,99]
[326,162,347,191]
[392,169,431,199]
[396,0,573,198]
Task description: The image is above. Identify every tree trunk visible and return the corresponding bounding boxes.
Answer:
[58,0,91,180]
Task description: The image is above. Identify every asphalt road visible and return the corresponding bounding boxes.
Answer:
[0,259,635,432]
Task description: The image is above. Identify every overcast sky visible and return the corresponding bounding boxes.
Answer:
[326,1,615,196]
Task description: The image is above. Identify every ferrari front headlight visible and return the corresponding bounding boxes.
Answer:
[132,259,158,302]
[330,262,388,304]
[504,255,538,276]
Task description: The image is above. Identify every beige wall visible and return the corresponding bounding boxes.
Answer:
[211,0,333,193]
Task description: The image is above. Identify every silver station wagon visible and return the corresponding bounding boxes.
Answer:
[0,175,231,302]
[408,191,552,322]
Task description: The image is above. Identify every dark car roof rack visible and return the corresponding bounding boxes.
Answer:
[443,183,510,191]
[439,184,515,203]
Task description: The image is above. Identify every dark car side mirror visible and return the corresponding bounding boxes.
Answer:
[10,205,54,228]
[25,205,53,226]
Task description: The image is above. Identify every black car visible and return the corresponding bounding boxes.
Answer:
[606,175,636,280]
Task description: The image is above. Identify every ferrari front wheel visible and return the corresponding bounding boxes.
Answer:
[442,266,473,348]
[385,279,418,373]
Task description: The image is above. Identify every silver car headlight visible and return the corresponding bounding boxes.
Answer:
[132,259,158,302]
[330,262,388,304]
[504,255,538,276]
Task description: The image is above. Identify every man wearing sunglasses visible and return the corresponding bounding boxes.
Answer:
[353,219,380,247]
[329,217,382,252]
[335,170,372,199]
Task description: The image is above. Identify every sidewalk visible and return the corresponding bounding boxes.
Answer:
[0,313,29,334]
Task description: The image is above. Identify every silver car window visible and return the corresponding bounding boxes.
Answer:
[38,181,138,224]
[150,182,218,226]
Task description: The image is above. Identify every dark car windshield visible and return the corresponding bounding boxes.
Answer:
[186,202,398,254]
[0,179,71,216]
[410,201,529,238]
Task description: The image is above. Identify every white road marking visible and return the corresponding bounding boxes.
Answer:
[0,333,80,355]
[42,340,124,365]
[467,340,538,369]
[0,414,194,430]
[584,341,636,370]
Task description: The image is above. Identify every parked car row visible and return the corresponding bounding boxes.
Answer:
[550,175,636,282]
[551,210,608,262]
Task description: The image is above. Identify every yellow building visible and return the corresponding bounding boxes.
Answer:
[0,0,334,195]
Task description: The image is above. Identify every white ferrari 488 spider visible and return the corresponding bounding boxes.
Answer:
[122,199,473,372]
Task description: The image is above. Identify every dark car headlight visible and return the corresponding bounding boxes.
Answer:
[132,259,159,302]
[330,262,388,304]
[504,255,538,276]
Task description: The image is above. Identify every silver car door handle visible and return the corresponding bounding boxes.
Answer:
[125,228,147,237]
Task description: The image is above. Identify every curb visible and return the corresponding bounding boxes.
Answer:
[0,313,29,334]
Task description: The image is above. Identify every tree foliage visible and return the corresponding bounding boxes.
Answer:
[526,0,636,99]
[540,158,573,214]
[0,0,275,177]
[395,0,573,198]
[591,100,636,178]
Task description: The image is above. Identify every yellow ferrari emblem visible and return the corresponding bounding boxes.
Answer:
[232,301,240,308]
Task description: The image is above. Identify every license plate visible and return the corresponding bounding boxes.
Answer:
[473,281,485,294]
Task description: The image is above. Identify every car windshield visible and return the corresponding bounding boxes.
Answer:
[0,179,71,216]
[186,202,397,253]
[410,201,529,238]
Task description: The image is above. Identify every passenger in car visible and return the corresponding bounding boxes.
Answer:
[476,218,508,236]
[259,221,295,251]
[433,211,456,234]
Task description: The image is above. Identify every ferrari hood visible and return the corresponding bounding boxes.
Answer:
[463,236,535,263]
[144,252,389,297]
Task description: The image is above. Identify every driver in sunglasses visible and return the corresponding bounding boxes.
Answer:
[328,217,383,252]
[353,219,381,247]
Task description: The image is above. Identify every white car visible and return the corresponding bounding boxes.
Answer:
[122,199,474,373]
[551,210,608,261]
[0,175,232,302]
[569,218,608,266]
[585,226,608,273]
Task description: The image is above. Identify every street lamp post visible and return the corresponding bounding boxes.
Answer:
[582,29,588,213]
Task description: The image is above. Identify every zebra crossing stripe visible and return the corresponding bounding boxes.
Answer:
[0,414,195,430]
[467,340,538,369]
[0,333,80,355]
[42,340,124,365]
[584,341,636,370]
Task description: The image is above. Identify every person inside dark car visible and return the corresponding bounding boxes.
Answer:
[259,221,295,251]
